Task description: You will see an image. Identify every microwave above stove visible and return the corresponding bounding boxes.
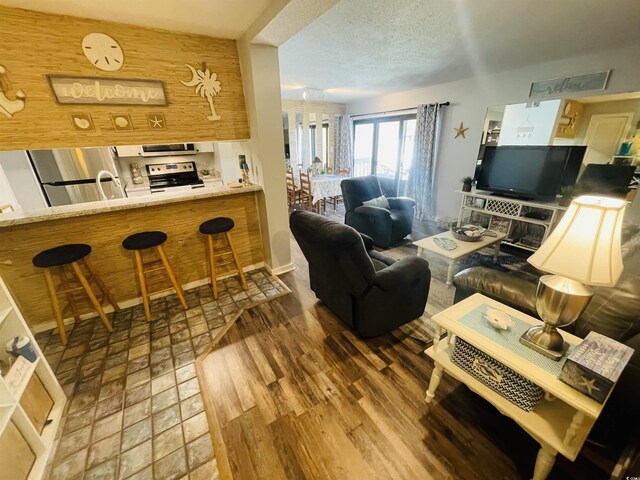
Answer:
[141,143,197,157]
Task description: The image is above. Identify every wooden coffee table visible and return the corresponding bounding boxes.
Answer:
[413,230,507,285]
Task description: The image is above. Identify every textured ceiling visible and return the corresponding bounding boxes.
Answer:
[0,0,273,38]
[279,0,640,103]
[254,0,341,46]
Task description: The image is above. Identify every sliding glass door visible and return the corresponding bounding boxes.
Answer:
[353,115,416,194]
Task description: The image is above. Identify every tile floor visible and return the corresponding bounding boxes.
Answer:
[36,269,290,480]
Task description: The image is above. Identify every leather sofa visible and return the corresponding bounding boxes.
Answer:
[341,175,415,248]
[453,223,640,441]
[290,210,431,337]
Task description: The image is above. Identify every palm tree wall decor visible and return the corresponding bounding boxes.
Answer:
[181,64,222,121]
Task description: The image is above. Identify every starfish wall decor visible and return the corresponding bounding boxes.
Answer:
[454,122,469,139]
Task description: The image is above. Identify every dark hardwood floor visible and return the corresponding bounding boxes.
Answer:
[196,223,617,479]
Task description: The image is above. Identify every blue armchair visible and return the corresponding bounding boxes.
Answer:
[340,175,415,248]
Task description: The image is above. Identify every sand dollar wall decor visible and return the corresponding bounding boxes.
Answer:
[82,33,124,71]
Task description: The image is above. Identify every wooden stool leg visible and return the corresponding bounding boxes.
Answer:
[83,257,120,312]
[156,245,188,310]
[59,266,80,323]
[134,250,151,321]
[225,232,248,290]
[43,268,67,345]
[71,261,112,333]
[207,235,219,300]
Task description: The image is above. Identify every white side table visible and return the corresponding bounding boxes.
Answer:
[414,230,507,285]
[425,294,615,480]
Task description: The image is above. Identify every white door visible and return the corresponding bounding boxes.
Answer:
[583,113,634,165]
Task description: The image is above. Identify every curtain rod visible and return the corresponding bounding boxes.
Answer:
[350,101,450,119]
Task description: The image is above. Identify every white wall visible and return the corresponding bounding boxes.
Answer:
[212,142,253,184]
[0,150,46,211]
[0,162,17,208]
[239,41,292,273]
[347,45,640,221]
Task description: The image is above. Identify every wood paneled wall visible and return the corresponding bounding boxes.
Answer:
[0,192,263,329]
[0,6,249,150]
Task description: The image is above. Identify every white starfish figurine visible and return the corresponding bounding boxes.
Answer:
[0,65,26,118]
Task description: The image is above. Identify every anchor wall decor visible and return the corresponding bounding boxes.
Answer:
[0,65,25,118]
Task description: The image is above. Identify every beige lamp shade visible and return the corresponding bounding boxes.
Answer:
[528,195,626,286]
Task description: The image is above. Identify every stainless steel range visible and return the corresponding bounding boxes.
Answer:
[146,161,204,194]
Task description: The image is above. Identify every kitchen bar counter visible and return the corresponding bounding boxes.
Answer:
[0,184,262,227]
[0,185,265,330]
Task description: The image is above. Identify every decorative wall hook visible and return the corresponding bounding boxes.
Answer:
[181,64,222,121]
[0,65,26,118]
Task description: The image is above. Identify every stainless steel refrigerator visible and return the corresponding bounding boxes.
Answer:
[29,147,125,206]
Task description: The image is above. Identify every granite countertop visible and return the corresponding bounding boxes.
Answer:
[0,184,262,227]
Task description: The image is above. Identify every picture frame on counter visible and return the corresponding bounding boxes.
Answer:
[47,75,168,106]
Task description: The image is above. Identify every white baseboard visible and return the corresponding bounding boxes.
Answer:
[265,262,295,276]
[31,261,266,334]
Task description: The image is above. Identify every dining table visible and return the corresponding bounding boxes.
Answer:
[305,174,345,205]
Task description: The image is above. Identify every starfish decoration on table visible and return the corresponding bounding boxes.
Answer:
[454,122,469,139]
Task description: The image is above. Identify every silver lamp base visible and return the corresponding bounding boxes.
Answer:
[519,275,593,361]
[519,326,569,360]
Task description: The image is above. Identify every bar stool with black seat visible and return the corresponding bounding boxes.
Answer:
[32,244,119,345]
[122,231,188,321]
[199,217,248,299]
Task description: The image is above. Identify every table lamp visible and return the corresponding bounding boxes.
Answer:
[520,195,626,360]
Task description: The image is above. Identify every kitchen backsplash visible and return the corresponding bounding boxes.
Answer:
[115,141,252,186]
[116,152,217,186]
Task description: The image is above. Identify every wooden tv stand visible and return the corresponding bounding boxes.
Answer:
[456,190,567,252]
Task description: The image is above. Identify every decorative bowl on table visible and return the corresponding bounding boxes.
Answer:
[485,308,514,330]
[451,225,485,242]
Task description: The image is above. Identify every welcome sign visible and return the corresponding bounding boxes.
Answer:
[47,75,168,106]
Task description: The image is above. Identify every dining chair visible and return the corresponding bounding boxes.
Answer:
[327,168,350,210]
[299,171,321,213]
[286,169,300,206]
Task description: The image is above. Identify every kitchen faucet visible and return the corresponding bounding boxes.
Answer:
[96,170,120,200]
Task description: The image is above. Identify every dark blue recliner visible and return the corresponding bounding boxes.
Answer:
[341,175,415,248]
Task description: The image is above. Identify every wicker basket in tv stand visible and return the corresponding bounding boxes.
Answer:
[456,189,567,252]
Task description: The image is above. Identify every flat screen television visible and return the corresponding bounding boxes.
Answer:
[476,145,587,201]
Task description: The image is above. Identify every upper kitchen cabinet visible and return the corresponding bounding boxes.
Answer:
[0,5,249,151]
[114,145,143,158]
